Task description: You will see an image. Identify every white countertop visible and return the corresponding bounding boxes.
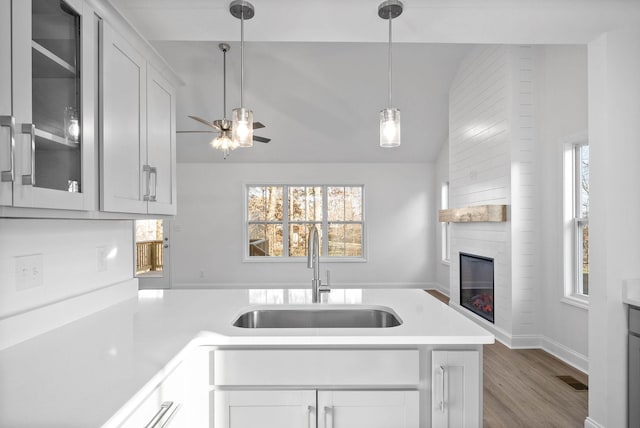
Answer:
[0,288,493,427]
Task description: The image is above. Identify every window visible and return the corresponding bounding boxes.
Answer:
[246,185,364,260]
[563,141,589,303]
[441,182,451,263]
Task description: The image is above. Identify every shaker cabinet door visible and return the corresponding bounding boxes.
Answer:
[100,21,147,214]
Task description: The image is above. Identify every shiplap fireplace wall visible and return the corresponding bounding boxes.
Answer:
[448,45,539,347]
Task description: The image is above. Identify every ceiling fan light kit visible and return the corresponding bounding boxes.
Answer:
[378,0,403,148]
[230,0,255,148]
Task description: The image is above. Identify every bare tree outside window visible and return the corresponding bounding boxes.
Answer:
[247,185,364,259]
[576,144,589,295]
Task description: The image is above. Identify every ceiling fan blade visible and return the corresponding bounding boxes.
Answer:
[188,115,221,130]
[177,130,216,133]
[253,121,266,130]
[253,135,271,143]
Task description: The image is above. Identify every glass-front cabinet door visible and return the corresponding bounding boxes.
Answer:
[8,0,94,210]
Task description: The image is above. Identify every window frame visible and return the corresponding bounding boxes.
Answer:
[562,136,589,308]
[243,184,367,263]
[441,181,451,264]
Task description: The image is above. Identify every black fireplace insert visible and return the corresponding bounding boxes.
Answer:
[460,252,494,323]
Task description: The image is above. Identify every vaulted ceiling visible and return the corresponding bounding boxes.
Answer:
[112,0,640,162]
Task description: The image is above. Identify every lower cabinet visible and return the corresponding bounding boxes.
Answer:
[213,389,419,428]
[118,362,185,428]
[431,350,481,428]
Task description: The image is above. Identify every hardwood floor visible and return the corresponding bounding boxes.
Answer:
[425,290,588,427]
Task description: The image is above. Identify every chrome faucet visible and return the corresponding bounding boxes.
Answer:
[307,225,329,303]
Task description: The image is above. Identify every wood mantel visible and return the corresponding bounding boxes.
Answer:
[438,205,508,223]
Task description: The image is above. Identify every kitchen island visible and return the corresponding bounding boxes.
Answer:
[0,288,493,427]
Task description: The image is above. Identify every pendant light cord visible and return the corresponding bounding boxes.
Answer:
[222,48,227,119]
[388,11,393,108]
[240,9,245,107]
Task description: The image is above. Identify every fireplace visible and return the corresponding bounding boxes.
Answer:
[460,252,494,323]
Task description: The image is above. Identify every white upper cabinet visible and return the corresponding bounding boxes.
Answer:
[0,0,13,207]
[2,0,96,211]
[146,64,177,215]
[0,0,178,217]
[100,20,177,215]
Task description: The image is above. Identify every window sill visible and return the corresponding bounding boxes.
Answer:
[561,295,589,310]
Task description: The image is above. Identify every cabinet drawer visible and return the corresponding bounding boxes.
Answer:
[213,349,419,386]
[118,363,185,428]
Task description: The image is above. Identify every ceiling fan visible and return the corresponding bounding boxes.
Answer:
[177,43,270,157]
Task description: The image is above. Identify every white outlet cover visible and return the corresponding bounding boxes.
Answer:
[15,254,44,291]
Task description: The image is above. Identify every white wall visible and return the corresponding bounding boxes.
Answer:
[435,141,450,294]
[448,45,514,341]
[448,45,591,372]
[587,29,640,428]
[172,163,435,288]
[0,219,136,348]
[537,45,589,369]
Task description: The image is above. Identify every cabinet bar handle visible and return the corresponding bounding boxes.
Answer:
[20,123,35,186]
[0,116,15,182]
[149,166,158,202]
[142,164,151,201]
[439,365,446,413]
[324,406,333,428]
[307,405,314,428]
[144,401,179,428]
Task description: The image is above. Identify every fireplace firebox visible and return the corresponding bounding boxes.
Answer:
[460,252,494,323]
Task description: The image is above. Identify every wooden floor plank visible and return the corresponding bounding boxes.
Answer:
[425,290,588,427]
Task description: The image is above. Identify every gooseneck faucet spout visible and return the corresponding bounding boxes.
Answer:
[307,225,329,303]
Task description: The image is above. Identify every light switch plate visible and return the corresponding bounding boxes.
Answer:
[15,254,44,291]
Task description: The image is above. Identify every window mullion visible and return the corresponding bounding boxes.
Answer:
[322,185,328,257]
[283,185,289,258]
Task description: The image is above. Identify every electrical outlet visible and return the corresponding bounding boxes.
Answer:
[97,246,108,272]
[15,254,44,291]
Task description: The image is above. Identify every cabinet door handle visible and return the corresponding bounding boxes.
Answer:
[323,406,333,428]
[307,405,314,428]
[20,123,35,186]
[144,401,179,428]
[439,365,446,413]
[142,164,151,201]
[0,116,15,182]
[149,166,158,202]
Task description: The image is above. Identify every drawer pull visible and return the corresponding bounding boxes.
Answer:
[144,401,179,428]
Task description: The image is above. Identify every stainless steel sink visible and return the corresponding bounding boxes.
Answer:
[232,305,402,328]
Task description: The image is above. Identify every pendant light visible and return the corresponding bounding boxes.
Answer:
[230,0,254,148]
[211,43,239,159]
[378,0,403,148]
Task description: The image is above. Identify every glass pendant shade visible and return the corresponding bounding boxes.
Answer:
[232,107,253,148]
[380,107,401,148]
[211,130,238,158]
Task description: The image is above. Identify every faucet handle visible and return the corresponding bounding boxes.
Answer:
[326,270,331,287]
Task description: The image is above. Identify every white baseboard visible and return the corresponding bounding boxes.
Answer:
[584,417,605,428]
[541,336,589,374]
[0,278,138,351]
[173,282,436,289]
[429,282,450,296]
[449,301,589,374]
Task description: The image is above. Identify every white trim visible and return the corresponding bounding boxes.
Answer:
[0,278,138,350]
[450,301,589,374]
[173,282,436,289]
[584,417,605,428]
[541,336,589,374]
[561,295,590,310]
[430,282,451,297]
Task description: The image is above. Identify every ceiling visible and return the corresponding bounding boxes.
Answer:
[111,0,640,163]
